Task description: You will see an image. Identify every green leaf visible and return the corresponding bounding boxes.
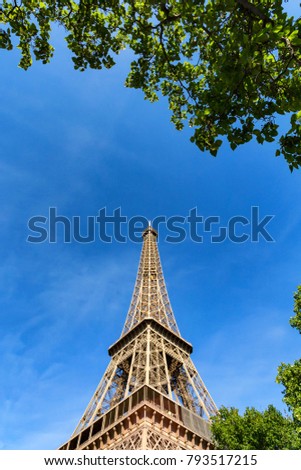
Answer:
[1,0,301,168]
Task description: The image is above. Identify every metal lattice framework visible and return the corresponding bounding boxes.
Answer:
[59,226,218,450]
[122,226,179,335]
[112,425,187,450]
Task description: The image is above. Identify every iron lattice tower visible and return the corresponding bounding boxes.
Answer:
[59,226,218,450]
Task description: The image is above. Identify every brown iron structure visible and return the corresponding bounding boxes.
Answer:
[59,225,218,450]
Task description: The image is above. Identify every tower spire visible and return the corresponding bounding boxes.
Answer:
[59,226,218,451]
[121,225,180,336]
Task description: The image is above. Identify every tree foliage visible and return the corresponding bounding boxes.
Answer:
[289,284,301,332]
[277,285,301,429]
[211,405,301,450]
[1,1,301,169]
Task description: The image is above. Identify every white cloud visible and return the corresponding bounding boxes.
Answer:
[0,249,137,449]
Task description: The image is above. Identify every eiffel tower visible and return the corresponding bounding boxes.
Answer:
[59,225,218,450]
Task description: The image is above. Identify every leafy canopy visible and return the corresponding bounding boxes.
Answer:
[277,285,301,429]
[211,405,301,450]
[1,1,301,169]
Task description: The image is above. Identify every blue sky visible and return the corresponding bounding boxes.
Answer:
[1,3,301,450]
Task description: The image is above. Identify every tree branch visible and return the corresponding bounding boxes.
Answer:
[281,36,301,67]
[201,23,223,51]
[236,0,273,24]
